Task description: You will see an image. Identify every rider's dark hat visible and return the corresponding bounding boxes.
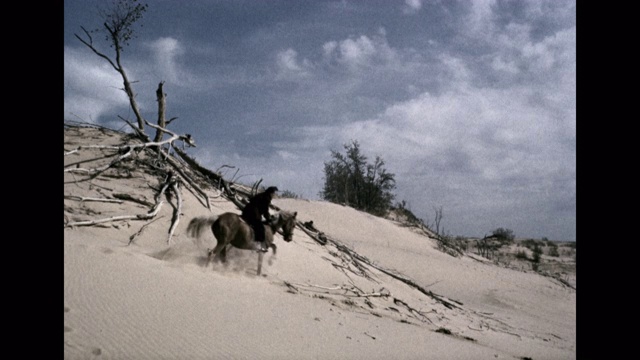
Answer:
[266,186,279,193]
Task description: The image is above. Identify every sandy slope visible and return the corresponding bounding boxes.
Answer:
[64,125,575,359]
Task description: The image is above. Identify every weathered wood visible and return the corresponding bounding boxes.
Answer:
[161,151,211,209]
[65,200,164,227]
[154,81,167,143]
[128,217,164,245]
[299,219,464,311]
[65,166,174,228]
[64,195,123,204]
[112,193,154,207]
[167,177,183,243]
[64,148,133,175]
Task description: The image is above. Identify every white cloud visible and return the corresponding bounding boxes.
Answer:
[438,54,472,85]
[322,41,338,59]
[467,0,497,36]
[340,36,376,64]
[322,32,398,69]
[275,48,312,79]
[146,37,185,84]
[403,0,422,14]
[64,46,130,123]
[525,26,575,74]
[292,82,574,208]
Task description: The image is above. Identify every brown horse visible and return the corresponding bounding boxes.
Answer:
[187,211,297,275]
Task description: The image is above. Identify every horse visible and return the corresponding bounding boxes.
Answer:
[186,210,297,275]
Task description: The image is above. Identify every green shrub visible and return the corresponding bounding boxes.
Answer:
[532,244,542,263]
[515,250,529,260]
[280,190,300,199]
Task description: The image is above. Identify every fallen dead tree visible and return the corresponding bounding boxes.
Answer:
[64,122,200,244]
[288,215,465,311]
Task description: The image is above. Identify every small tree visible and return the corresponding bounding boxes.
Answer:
[280,190,300,199]
[491,228,515,242]
[320,140,396,216]
[75,0,149,131]
[475,228,515,259]
[531,243,542,271]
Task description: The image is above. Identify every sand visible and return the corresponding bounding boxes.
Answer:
[64,125,575,359]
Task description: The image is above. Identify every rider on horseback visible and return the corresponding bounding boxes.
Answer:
[241,186,278,252]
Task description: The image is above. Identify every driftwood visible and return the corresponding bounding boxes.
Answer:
[64,147,134,177]
[154,81,167,143]
[290,282,391,298]
[161,151,211,210]
[64,195,123,204]
[392,298,434,324]
[173,147,223,184]
[64,120,209,248]
[112,193,154,207]
[64,122,193,183]
[128,217,164,245]
[65,200,164,227]
[64,144,127,156]
[66,164,174,228]
[167,176,183,243]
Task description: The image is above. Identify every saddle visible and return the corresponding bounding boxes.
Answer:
[238,216,269,243]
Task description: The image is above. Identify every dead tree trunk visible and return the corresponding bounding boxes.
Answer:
[154,81,166,143]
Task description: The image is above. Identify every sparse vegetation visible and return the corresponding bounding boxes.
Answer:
[491,228,515,242]
[392,200,424,226]
[476,228,515,260]
[531,244,542,271]
[279,190,300,199]
[521,239,543,250]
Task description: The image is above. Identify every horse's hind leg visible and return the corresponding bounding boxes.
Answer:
[208,242,226,267]
[206,249,215,268]
[219,245,229,265]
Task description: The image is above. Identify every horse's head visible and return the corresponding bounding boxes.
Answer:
[272,211,297,242]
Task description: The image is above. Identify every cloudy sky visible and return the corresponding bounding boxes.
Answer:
[64,0,576,241]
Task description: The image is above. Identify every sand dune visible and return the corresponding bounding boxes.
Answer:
[64,125,575,359]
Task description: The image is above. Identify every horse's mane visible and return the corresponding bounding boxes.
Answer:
[269,211,295,227]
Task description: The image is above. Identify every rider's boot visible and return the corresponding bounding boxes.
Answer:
[256,241,268,252]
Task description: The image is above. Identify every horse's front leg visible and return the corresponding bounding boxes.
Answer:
[257,252,264,276]
[267,243,277,266]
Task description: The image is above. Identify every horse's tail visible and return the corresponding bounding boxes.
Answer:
[186,216,218,239]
